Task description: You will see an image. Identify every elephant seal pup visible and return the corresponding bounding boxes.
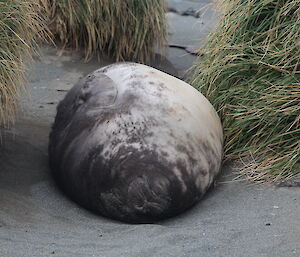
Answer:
[49,63,223,223]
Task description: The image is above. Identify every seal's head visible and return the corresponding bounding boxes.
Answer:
[49,63,223,223]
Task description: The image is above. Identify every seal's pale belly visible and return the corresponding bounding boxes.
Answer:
[49,63,223,223]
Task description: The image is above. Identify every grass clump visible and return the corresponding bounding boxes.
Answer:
[0,0,49,127]
[47,0,166,62]
[191,0,300,183]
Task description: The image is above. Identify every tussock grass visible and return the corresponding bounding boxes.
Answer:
[191,0,300,183]
[0,0,49,127]
[47,0,166,62]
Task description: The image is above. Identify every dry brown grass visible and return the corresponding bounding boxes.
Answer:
[0,0,49,127]
[47,0,167,62]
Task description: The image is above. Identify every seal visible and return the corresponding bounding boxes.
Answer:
[49,63,223,223]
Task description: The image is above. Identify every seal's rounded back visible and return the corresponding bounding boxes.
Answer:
[49,63,223,223]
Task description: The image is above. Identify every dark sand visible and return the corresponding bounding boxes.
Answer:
[0,1,299,256]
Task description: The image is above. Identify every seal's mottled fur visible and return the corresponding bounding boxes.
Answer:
[49,63,223,223]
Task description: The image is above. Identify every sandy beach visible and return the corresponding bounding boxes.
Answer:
[0,1,299,256]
